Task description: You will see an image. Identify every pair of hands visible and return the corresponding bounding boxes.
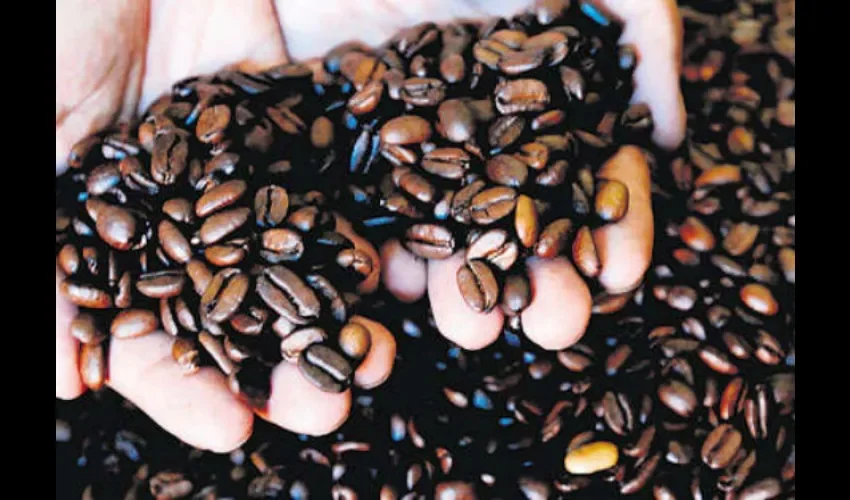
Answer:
[56,0,685,452]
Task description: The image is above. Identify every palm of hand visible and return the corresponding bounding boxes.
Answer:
[56,0,684,452]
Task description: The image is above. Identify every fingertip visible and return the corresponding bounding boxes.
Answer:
[521,257,592,350]
[265,362,351,436]
[351,315,396,389]
[108,332,254,453]
[428,253,503,350]
[56,269,85,400]
[380,240,427,303]
[595,146,654,293]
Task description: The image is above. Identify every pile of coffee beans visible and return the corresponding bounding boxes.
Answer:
[56,0,795,499]
[331,3,652,314]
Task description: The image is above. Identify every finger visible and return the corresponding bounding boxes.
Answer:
[56,269,85,400]
[56,0,148,173]
[593,146,654,293]
[275,0,528,60]
[351,316,397,389]
[380,240,427,303]
[428,252,504,350]
[108,332,254,453]
[141,0,288,112]
[521,257,592,350]
[335,215,381,294]
[262,362,351,436]
[595,0,685,149]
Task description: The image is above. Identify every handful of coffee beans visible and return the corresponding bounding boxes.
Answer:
[331,3,654,316]
[56,76,377,400]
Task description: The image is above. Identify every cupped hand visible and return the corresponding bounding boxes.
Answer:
[376,0,685,351]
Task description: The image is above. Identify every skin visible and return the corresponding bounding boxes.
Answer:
[56,0,684,452]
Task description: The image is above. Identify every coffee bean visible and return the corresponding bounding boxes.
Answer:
[151,131,189,185]
[699,346,739,375]
[434,481,475,500]
[502,273,531,315]
[470,186,517,225]
[256,265,320,325]
[422,148,470,179]
[200,268,250,323]
[572,226,600,278]
[172,337,201,375]
[436,100,475,143]
[380,115,432,145]
[280,327,327,362]
[338,322,371,361]
[111,309,159,339]
[488,115,526,151]
[657,379,698,418]
[457,260,499,313]
[564,441,618,475]
[60,279,113,308]
[195,180,247,218]
[136,270,186,299]
[404,224,455,259]
[536,218,572,258]
[701,424,743,469]
[595,179,629,223]
[95,205,138,251]
[486,155,528,187]
[200,207,250,246]
[299,343,353,393]
[740,284,779,316]
[79,342,107,391]
[494,79,549,115]
[255,186,290,228]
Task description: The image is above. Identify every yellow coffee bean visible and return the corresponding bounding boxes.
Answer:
[564,441,619,475]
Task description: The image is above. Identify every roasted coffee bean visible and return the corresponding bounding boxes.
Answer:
[199,207,250,246]
[595,179,629,223]
[457,259,499,313]
[172,337,201,375]
[404,224,455,259]
[602,391,634,436]
[536,218,572,258]
[657,379,697,418]
[466,229,518,271]
[79,343,107,391]
[199,330,235,376]
[69,313,107,345]
[488,115,526,151]
[157,220,192,264]
[720,377,747,421]
[111,309,159,339]
[437,100,475,143]
[422,148,470,179]
[740,284,779,316]
[486,155,528,187]
[280,327,327,362]
[470,186,517,225]
[136,270,186,299]
[381,115,432,145]
[701,424,743,470]
[95,205,138,251]
[60,279,113,308]
[199,268,249,324]
[699,346,738,375]
[679,216,716,252]
[299,343,353,393]
[255,185,290,228]
[338,322,371,362]
[502,273,531,315]
[151,131,189,185]
[572,226,600,278]
[256,265,320,324]
[260,228,304,263]
[494,79,549,115]
[195,180,247,218]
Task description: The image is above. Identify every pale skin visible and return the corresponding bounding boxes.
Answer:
[56,0,685,452]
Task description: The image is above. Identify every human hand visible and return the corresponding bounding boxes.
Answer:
[56,0,401,453]
[375,0,686,350]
